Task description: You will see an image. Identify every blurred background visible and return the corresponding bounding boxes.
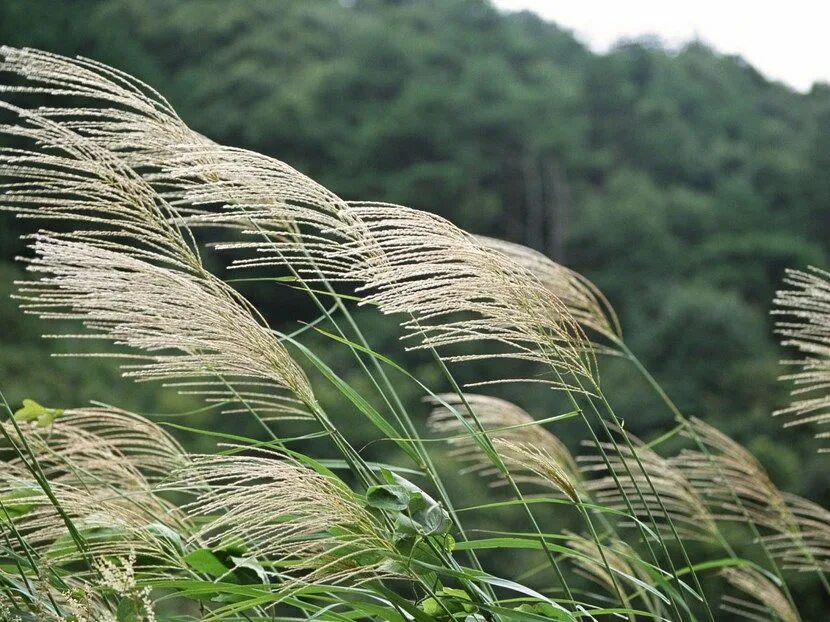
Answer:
[1,0,828,611]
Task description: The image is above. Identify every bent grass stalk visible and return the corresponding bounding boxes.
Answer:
[246,222,489,566]
[253,226,498,609]
[617,337,813,616]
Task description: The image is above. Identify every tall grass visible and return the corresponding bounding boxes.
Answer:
[0,47,828,621]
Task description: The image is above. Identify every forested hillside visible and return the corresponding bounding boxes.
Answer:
[2,0,828,507]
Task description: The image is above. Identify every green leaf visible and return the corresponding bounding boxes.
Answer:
[366,484,411,511]
[418,587,476,618]
[13,399,62,428]
[284,337,422,465]
[230,556,270,585]
[46,526,126,559]
[412,503,451,536]
[437,533,456,553]
[372,469,452,538]
[419,597,442,616]
[514,604,570,620]
[217,534,249,556]
[146,522,184,554]
[116,597,143,622]
[385,471,450,536]
[0,487,40,521]
[441,588,472,602]
[371,585,437,622]
[183,548,230,578]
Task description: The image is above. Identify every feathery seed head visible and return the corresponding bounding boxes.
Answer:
[671,418,792,531]
[475,236,621,343]
[762,493,830,573]
[720,567,798,622]
[0,476,184,580]
[670,419,830,574]
[564,532,652,602]
[167,452,406,587]
[580,427,718,542]
[427,393,581,500]
[3,404,185,491]
[773,267,830,449]
[339,205,594,388]
[17,237,316,407]
[2,47,596,393]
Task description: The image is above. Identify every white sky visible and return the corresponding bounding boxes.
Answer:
[493,0,830,92]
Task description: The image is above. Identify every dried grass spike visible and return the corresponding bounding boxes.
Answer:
[565,532,652,603]
[3,47,596,393]
[581,427,718,542]
[475,236,621,342]
[426,393,581,499]
[720,566,798,622]
[338,204,594,388]
[19,237,315,407]
[495,439,580,501]
[763,493,830,573]
[2,404,185,499]
[773,267,830,449]
[0,476,185,580]
[672,418,791,532]
[168,452,405,587]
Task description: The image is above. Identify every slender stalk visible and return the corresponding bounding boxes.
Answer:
[575,501,635,621]
[549,370,680,621]
[618,339,816,614]
[0,391,116,614]
[587,382,715,622]
[426,347,577,607]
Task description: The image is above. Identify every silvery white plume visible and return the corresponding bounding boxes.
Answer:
[580,427,718,542]
[166,452,406,588]
[1,46,595,392]
[773,267,830,450]
[17,237,315,408]
[475,236,621,344]
[427,393,582,500]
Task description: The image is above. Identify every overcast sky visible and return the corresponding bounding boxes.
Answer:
[493,0,830,92]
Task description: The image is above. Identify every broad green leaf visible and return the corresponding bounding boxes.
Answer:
[116,597,142,622]
[0,487,40,520]
[419,586,477,617]
[366,484,411,511]
[146,522,184,554]
[514,603,571,620]
[46,526,125,559]
[371,585,437,622]
[13,399,62,428]
[230,556,270,585]
[371,469,452,539]
[183,548,229,578]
